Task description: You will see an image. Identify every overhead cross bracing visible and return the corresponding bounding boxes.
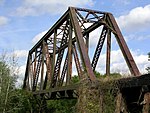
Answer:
[23,7,140,100]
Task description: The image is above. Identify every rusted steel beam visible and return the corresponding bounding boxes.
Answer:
[33,50,37,80]
[30,57,33,89]
[91,26,107,71]
[23,53,30,89]
[107,13,140,76]
[40,46,44,90]
[56,22,104,54]
[69,7,96,81]
[72,45,83,79]
[52,30,57,73]
[74,7,109,14]
[58,52,68,86]
[106,29,111,76]
[32,53,42,91]
[51,20,70,88]
[43,73,48,90]
[43,41,52,81]
[29,10,69,54]
[33,84,79,95]
[23,7,142,98]
[86,33,89,53]
[66,21,72,85]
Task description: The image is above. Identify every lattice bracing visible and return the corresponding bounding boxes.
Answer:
[23,7,140,100]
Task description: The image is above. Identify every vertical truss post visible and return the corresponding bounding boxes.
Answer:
[106,30,111,76]
[108,13,140,76]
[32,52,42,91]
[33,50,37,79]
[86,33,89,53]
[52,30,57,75]
[73,45,83,79]
[50,30,57,88]
[51,21,69,88]
[43,41,52,81]
[91,26,107,71]
[23,54,30,89]
[59,52,68,86]
[40,56,44,90]
[27,72,30,90]
[66,20,72,85]
[69,7,96,81]
[40,45,44,90]
[43,73,48,90]
[30,56,34,90]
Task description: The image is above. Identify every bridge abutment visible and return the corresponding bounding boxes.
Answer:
[76,74,150,113]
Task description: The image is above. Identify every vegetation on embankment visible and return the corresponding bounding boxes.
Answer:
[76,72,122,113]
[0,53,124,113]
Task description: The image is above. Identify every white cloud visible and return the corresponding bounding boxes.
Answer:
[16,65,26,87]
[18,65,26,75]
[95,49,149,75]
[16,7,37,17]
[0,16,9,26]
[0,0,4,5]
[15,0,94,16]
[116,4,150,31]
[113,0,130,6]
[12,50,28,58]
[89,27,103,48]
[32,30,48,45]
[125,34,150,41]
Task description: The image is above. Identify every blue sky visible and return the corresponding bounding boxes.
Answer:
[0,0,150,84]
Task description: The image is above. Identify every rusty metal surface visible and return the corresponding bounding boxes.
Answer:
[91,26,107,71]
[106,29,111,76]
[69,7,96,81]
[23,7,141,100]
[107,13,141,76]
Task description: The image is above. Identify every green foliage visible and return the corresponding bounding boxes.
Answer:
[47,99,77,113]
[102,88,116,113]
[77,82,100,113]
[0,53,124,113]
[76,72,121,113]
[0,60,17,112]
[71,75,79,83]
[94,71,121,79]
[94,71,103,78]
[0,55,34,113]
[6,90,34,113]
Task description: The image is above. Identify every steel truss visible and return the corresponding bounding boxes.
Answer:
[23,7,140,100]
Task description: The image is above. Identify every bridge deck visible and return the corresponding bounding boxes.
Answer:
[32,74,150,100]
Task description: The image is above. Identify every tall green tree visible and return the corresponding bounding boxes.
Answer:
[0,53,29,113]
[0,53,40,113]
[0,58,17,112]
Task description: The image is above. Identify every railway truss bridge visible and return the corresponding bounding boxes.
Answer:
[23,7,150,113]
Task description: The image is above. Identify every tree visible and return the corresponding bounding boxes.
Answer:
[0,58,17,113]
[0,53,31,113]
